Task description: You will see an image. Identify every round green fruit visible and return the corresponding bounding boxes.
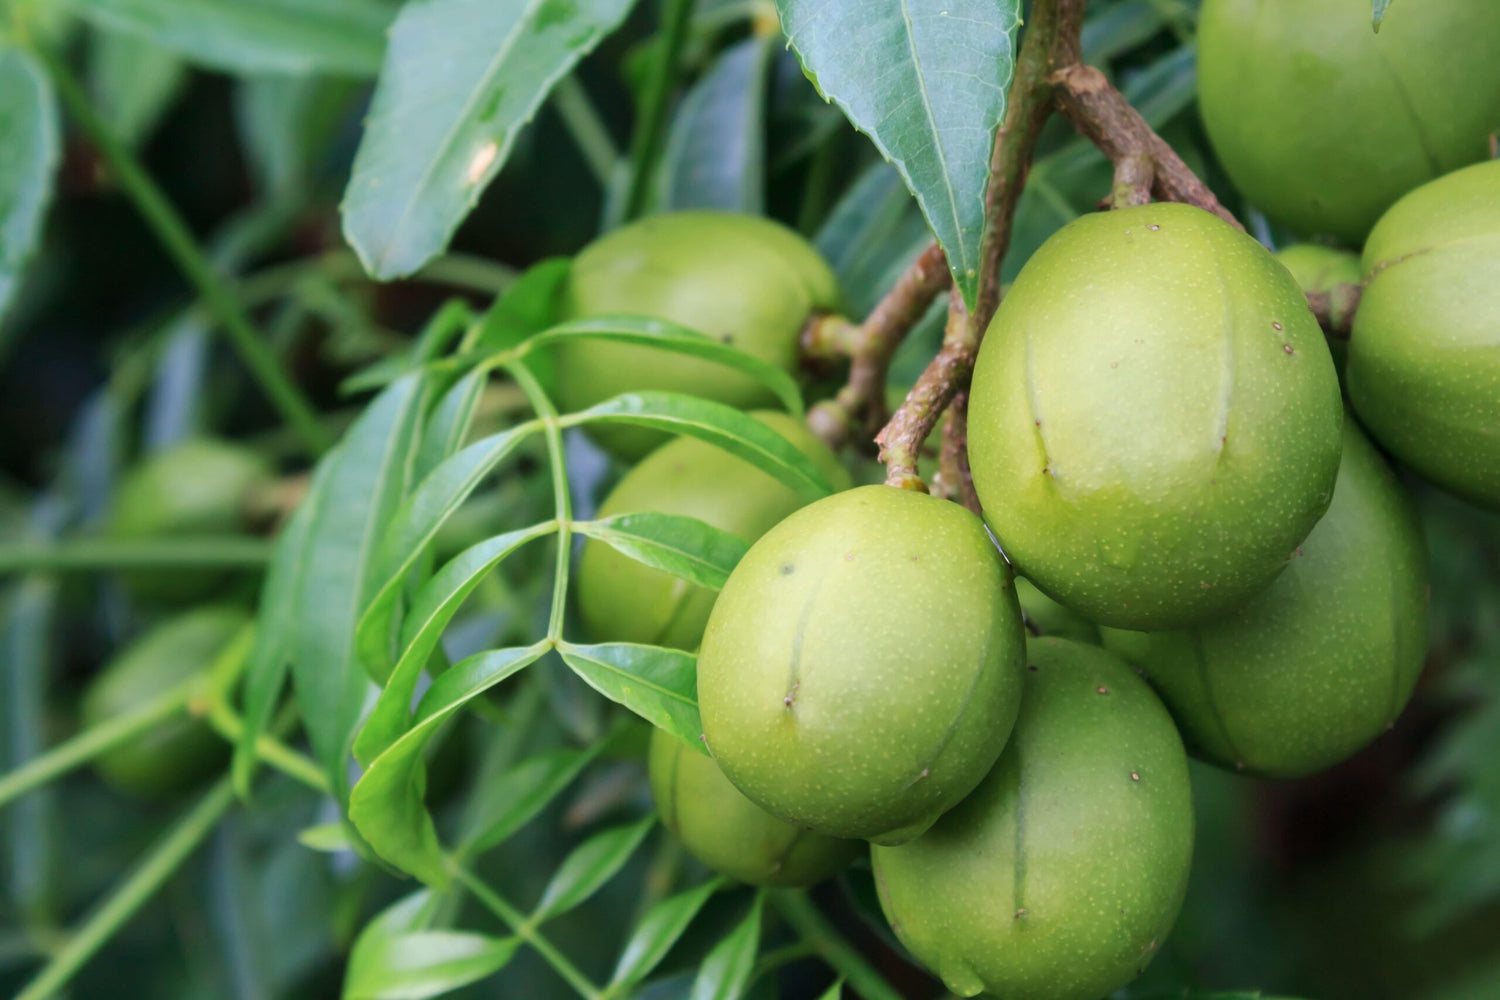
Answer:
[968,204,1343,630]
[554,211,841,459]
[83,605,250,797]
[648,728,859,886]
[107,439,273,603]
[1347,159,1500,510]
[577,411,849,649]
[1198,0,1500,245]
[871,637,1194,1000]
[697,485,1027,844]
[1016,577,1099,644]
[1101,421,1428,779]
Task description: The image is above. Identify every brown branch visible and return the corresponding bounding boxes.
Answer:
[1111,153,1155,209]
[1051,63,1243,230]
[878,286,972,489]
[1305,282,1362,340]
[935,391,981,513]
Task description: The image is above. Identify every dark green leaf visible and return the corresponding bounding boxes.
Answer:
[814,162,932,316]
[659,36,775,213]
[235,72,357,197]
[565,392,833,500]
[776,0,1023,307]
[459,746,600,856]
[575,513,748,591]
[343,931,518,999]
[531,816,656,923]
[473,257,569,353]
[0,44,60,325]
[342,0,637,280]
[611,879,721,986]
[556,642,704,752]
[88,29,186,149]
[816,980,844,1000]
[690,893,763,1000]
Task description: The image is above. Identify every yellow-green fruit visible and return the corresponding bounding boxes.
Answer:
[698,485,1027,844]
[1016,577,1099,644]
[1346,159,1500,510]
[1101,421,1427,779]
[82,606,250,796]
[1277,244,1363,372]
[1198,0,1500,245]
[577,411,849,649]
[555,211,841,459]
[968,204,1343,630]
[871,637,1193,1000]
[107,439,273,603]
[649,728,859,886]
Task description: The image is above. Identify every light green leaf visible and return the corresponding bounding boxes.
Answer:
[413,364,488,483]
[297,822,354,853]
[556,641,704,752]
[342,0,637,280]
[815,162,932,316]
[690,893,763,1000]
[816,980,844,1000]
[1373,0,1393,31]
[575,513,748,591]
[0,44,60,326]
[531,816,656,923]
[659,35,775,213]
[459,745,600,857]
[345,891,515,1000]
[88,28,186,149]
[611,879,721,986]
[235,73,356,197]
[775,0,1024,307]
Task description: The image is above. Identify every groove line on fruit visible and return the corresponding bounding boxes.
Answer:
[1189,631,1245,769]
[1376,47,1444,178]
[1210,249,1237,466]
[782,575,828,711]
[1023,326,1055,483]
[1012,749,1029,925]
[905,629,994,789]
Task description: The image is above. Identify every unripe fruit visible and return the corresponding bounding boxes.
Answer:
[107,439,273,604]
[83,605,250,797]
[1346,159,1500,510]
[555,211,842,459]
[697,485,1027,844]
[1101,421,1428,779]
[1277,244,1363,373]
[1015,577,1099,645]
[577,411,850,649]
[1198,0,1500,245]
[648,728,859,886]
[871,637,1193,1000]
[968,204,1343,630]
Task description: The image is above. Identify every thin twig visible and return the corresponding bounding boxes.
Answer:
[1305,283,1363,339]
[769,890,906,1000]
[1111,152,1156,209]
[878,288,972,489]
[936,390,980,514]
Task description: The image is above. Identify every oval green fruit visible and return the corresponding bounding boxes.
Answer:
[554,211,841,459]
[871,637,1194,1000]
[107,439,273,604]
[1347,159,1500,510]
[968,204,1343,630]
[1016,577,1099,645]
[577,411,849,649]
[648,728,859,886]
[1101,421,1428,779]
[1198,0,1500,245]
[697,485,1027,844]
[83,605,251,797]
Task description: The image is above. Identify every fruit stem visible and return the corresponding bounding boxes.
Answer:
[453,865,604,1000]
[1305,282,1363,339]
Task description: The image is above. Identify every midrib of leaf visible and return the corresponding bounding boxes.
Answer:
[564,645,698,707]
[897,0,968,274]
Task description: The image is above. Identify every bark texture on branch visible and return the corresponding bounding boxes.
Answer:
[878,289,973,490]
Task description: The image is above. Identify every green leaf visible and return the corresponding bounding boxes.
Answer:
[343,299,477,396]
[350,643,549,885]
[414,364,488,483]
[458,745,600,857]
[775,0,1023,308]
[565,392,833,500]
[814,162,932,316]
[69,0,394,76]
[355,422,539,685]
[575,513,748,591]
[341,0,637,280]
[343,931,518,999]
[816,980,844,1000]
[610,879,721,986]
[88,28,186,149]
[235,73,356,197]
[1373,0,1393,31]
[556,642,704,752]
[298,822,354,853]
[528,316,804,417]
[0,44,60,326]
[472,257,570,354]
[531,816,656,923]
[690,893,763,1000]
[659,35,775,213]
[353,522,557,766]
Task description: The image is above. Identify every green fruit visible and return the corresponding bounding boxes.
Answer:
[82,605,250,797]
[1016,577,1099,644]
[577,411,850,649]
[1101,421,1427,779]
[1347,159,1500,510]
[649,728,859,886]
[1277,244,1364,373]
[107,439,273,603]
[1198,0,1500,245]
[968,204,1343,630]
[697,485,1027,844]
[871,637,1194,1000]
[555,211,841,459]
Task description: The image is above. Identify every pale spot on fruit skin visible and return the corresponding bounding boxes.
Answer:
[1283,343,1296,354]
[1272,321,1284,331]
[1096,686,1109,695]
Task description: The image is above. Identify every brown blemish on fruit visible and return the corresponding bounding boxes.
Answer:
[1272,321,1283,331]
[1283,343,1295,354]
[1130,771,1141,782]
[780,563,795,576]
[1096,686,1109,695]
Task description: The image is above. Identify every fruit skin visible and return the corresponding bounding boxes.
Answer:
[577,411,850,649]
[1101,420,1428,779]
[648,728,859,886]
[697,485,1027,845]
[968,203,1343,630]
[107,439,273,603]
[871,637,1193,1000]
[1277,244,1363,373]
[82,605,251,797]
[554,211,841,459]
[1346,159,1500,510]
[1015,577,1099,644]
[1198,0,1500,245]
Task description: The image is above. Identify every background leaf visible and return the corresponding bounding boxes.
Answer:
[531,816,655,922]
[611,879,721,987]
[458,746,600,857]
[343,931,518,999]
[1373,0,1394,31]
[0,44,60,326]
[88,29,186,150]
[575,512,748,590]
[557,642,704,751]
[690,893,763,1000]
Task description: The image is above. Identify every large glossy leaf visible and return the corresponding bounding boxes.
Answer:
[341,0,637,280]
[556,642,704,753]
[458,745,600,857]
[344,930,518,999]
[88,29,186,149]
[575,513,747,591]
[690,893,763,1000]
[658,35,775,213]
[71,0,394,76]
[350,643,548,885]
[611,879,721,987]
[776,0,1023,307]
[564,392,833,500]
[531,816,655,923]
[0,44,60,326]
